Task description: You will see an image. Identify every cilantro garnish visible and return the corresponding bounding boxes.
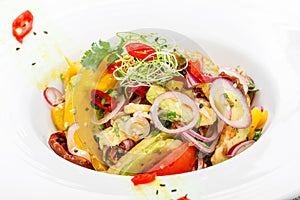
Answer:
[81,40,124,71]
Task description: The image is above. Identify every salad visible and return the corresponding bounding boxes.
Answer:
[44,30,268,181]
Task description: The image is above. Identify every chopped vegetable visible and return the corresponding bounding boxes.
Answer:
[125,42,156,60]
[12,10,33,43]
[131,172,156,186]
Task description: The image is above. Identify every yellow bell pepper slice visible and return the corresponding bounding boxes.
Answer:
[248,107,263,140]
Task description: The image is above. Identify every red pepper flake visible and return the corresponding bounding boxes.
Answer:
[177,194,190,200]
[12,10,34,43]
[131,172,156,186]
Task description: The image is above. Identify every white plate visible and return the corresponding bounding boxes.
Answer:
[1,0,300,199]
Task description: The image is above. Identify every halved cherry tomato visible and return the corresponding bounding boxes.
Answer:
[125,42,156,60]
[131,172,156,186]
[147,143,197,176]
[12,10,33,43]
[187,60,214,83]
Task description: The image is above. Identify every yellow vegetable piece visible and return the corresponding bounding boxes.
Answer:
[256,110,268,129]
[248,107,263,140]
[51,103,65,131]
[95,72,118,92]
[90,155,107,171]
[64,58,82,88]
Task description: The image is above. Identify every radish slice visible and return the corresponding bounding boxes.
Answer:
[209,78,251,129]
[43,87,65,107]
[150,91,200,134]
[66,123,91,161]
[227,140,255,158]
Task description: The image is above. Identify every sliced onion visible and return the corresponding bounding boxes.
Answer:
[43,87,65,107]
[66,122,91,161]
[181,132,218,154]
[186,126,219,143]
[209,78,251,129]
[150,91,200,134]
[227,140,255,158]
[124,117,150,139]
[186,70,201,88]
[219,67,248,94]
[92,95,126,125]
[197,154,205,170]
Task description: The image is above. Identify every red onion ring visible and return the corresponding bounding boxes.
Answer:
[150,91,200,134]
[219,67,248,94]
[43,87,65,107]
[181,132,219,154]
[66,122,91,161]
[124,116,150,139]
[227,140,255,158]
[92,95,126,125]
[209,78,251,129]
[186,126,219,143]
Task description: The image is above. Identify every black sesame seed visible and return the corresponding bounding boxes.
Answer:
[74,149,78,153]
[33,32,37,35]
[159,183,166,187]
[199,103,204,109]
[31,62,36,66]
[171,189,177,192]
[43,31,48,34]
[16,47,20,51]
[156,189,159,195]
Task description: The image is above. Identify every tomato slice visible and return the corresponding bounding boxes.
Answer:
[187,60,214,83]
[12,10,34,43]
[125,42,156,60]
[131,172,156,186]
[147,143,197,176]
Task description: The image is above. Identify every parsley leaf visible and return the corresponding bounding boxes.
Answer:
[81,40,124,71]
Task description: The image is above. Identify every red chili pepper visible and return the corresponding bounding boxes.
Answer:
[177,195,190,200]
[131,172,156,186]
[12,10,34,43]
[91,89,116,112]
[125,42,156,60]
[107,61,122,74]
[129,86,149,99]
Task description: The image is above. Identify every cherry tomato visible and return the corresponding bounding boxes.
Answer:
[12,10,34,43]
[147,143,197,176]
[187,60,214,83]
[131,172,156,186]
[125,42,156,60]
